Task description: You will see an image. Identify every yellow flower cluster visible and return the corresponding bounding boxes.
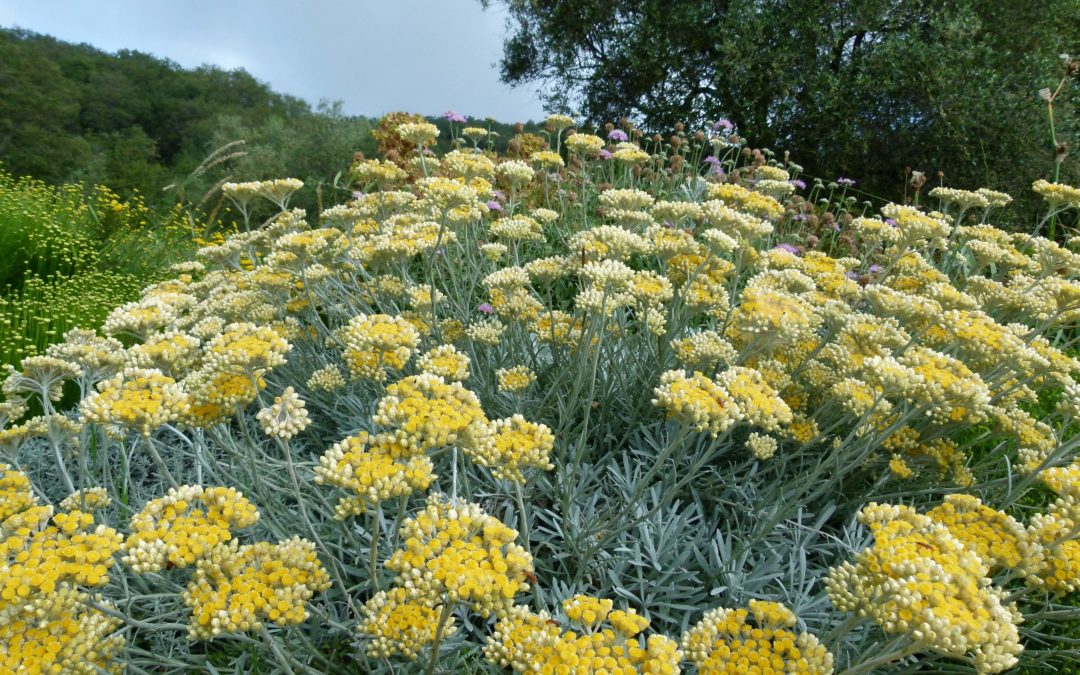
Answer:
[341,313,421,381]
[671,331,737,373]
[306,363,346,392]
[466,414,555,483]
[2,505,122,605]
[1017,464,1080,593]
[1032,179,1080,208]
[314,431,435,518]
[497,365,537,393]
[496,160,537,186]
[599,188,655,212]
[729,286,819,350]
[0,586,125,674]
[182,536,332,639]
[492,215,545,242]
[879,203,951,245]
[352,158,409,186]
[531,150,565,169]
[122,485,260,572]
[707,183,784,220]
[59,487,112,512]
[396,122,440,147]
[826,503,1023,673]
[417,344,471,381]
[927,494,1030,570]
[79,367,189,435]
[359,587,457,660]
[484,596,682,674]
[222,178,304,209]
[929,186,990,210]
[681,600,833,674]
[653,370,741,437]
[373,373,488,452]
[717,367,793,434]
[385,495,534,616]
[204,322,290,374]
[0,465,125,672]
[565,133,606,155]
[0,463,36,521]
[126,330,202,375]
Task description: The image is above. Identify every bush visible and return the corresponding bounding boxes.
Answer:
[2,116,1080,673]
[0,168,195,365]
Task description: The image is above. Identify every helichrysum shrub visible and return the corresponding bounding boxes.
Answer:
[2,116,1080,674]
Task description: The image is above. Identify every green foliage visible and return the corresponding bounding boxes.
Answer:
[0,27,378,206]
[0,169,194,365]
[484,0,1080,213]
[0,270,143,366]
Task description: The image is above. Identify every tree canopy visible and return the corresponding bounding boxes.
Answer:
[484,0,1080,204]
[0,27,377,201]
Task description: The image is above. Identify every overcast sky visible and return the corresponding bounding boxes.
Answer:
[0,0,547,122]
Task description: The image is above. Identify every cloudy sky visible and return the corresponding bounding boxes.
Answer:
[0,0,547,122]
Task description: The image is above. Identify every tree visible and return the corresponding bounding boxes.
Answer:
[483,0,1080,205]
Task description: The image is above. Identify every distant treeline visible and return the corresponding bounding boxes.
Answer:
[0,27,540,210]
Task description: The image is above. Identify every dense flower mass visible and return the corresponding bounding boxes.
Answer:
[341,313,421,381]
[0,465,126,673]
[826,503,1024,673]
[484,597,682,674]
[122,485,260,572]
[80,367,189,435]
[359,587,457,660]
[314,431,435,518]
[373,373,489,452]
[2,110,1080,674]
[466,414,556,483]
[652,370,741,436]
[182,537,331,639]
[681,600,833,674]
[385,495,534,616]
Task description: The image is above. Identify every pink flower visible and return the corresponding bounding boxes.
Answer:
[478,303,495,315]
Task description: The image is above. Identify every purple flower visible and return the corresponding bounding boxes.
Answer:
[598,149,613,160]
[477,302,494,315]
[442,110,467,123]
[704,156,721,166]
[486,200,503,212]
[774,243,801,255]
[709,164,726,177]
[351,191,365,200]
[829,222,841,231]
[836,177,856,187]
[492,189,506,201]
[607,129,629,142]
[792,213,809,222]
[845,270,860,280]
[789,179,807,190]
[713,118,734,132]
[885,218,897,227]
[869,264,883,274]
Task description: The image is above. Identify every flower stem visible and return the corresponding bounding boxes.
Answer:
[424,601,455,675]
